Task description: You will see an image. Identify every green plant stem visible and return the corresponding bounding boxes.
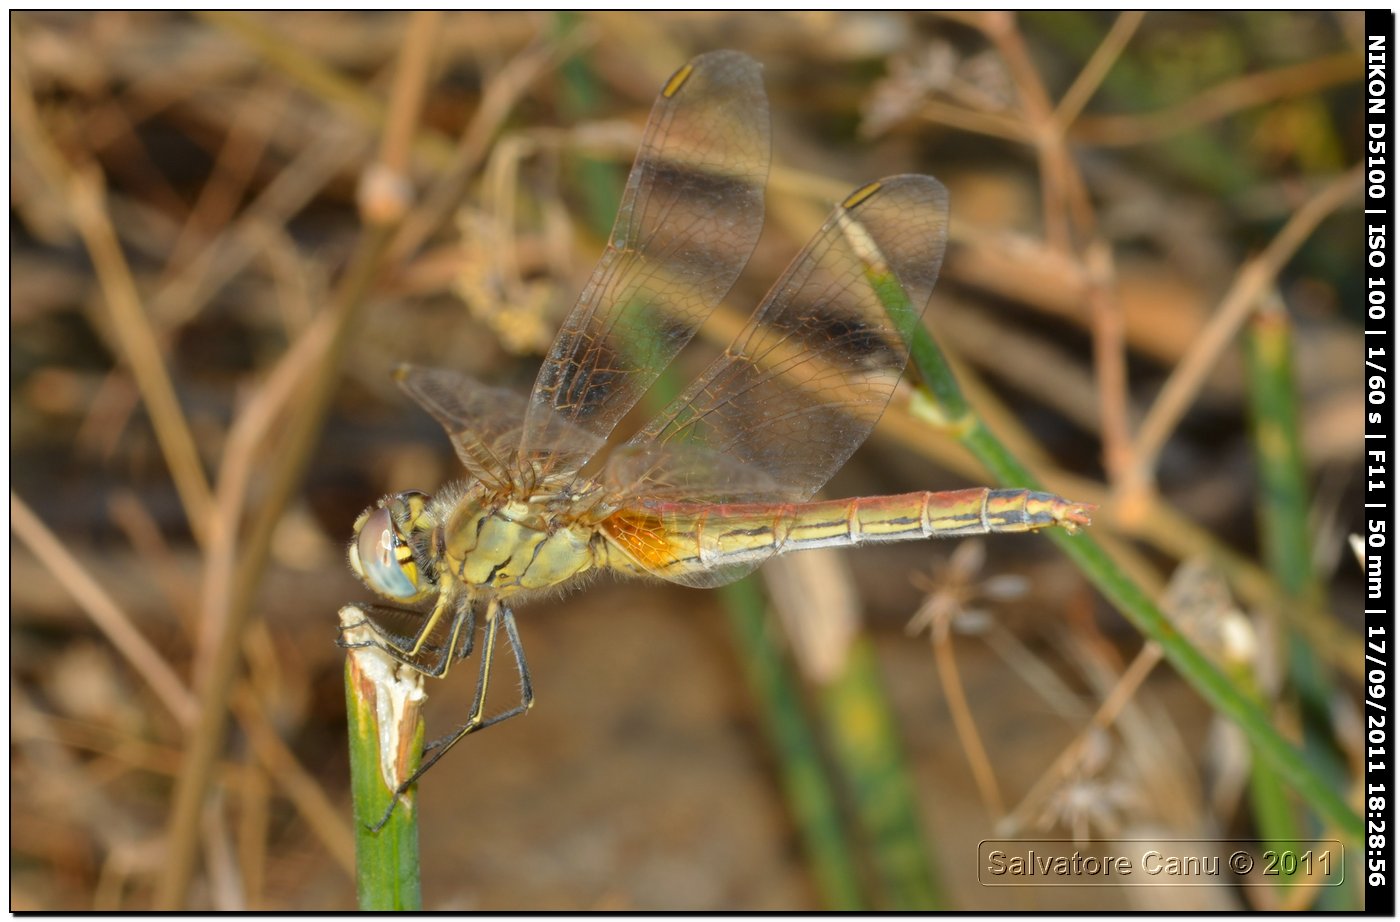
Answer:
[817,640,944,909]
[1246,304,1356,908]
[1243,306,1311,853]
[720,580,866,910]
[345,645,424,910]
[906,324,1362,841]
[1246,306,1336,725]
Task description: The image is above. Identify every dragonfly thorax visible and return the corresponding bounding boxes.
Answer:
[440,493,600,595]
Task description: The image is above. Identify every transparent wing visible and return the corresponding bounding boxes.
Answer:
[520,49,770,474]
[613,174,949,586]
[396,365,530,491]
[602,439,783,505]
[630,175,948,496]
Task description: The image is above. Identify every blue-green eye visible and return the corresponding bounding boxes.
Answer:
[356,506,419,599]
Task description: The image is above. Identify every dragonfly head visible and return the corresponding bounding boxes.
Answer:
[349,490,435,603]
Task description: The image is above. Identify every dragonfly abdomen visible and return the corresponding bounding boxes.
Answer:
[722,488,1091,561]
[603,488,1092,579]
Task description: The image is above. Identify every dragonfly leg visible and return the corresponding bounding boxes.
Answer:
[341,589,451,660]
[335,611,374,642]
[424,599,531,752]
[451,592,478,663]
[338,598,470,679]
[368,600,533,832]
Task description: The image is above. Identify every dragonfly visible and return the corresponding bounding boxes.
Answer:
[344,49,1092,821]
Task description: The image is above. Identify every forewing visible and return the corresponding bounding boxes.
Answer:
[520,50,770,473]
[395,365,537,491]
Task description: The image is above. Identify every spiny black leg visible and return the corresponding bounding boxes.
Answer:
[369,609,492,832]
[366,600,534,833]
[339,600,474,679]
[338,592,453,669]
[368,600,501,833]
[452,592,479,663]
[499,603,534,713]
[425,595,484,753]
[446,602,533,735]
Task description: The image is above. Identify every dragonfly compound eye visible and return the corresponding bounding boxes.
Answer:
[354,505,420,600]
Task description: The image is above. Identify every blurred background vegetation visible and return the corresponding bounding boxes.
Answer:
[10,10,1368,910]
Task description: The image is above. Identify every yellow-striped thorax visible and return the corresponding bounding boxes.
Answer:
[348,480,613,604]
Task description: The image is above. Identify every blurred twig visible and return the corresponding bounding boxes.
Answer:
[970,12,1136,489]
[157,217,394,911]
[1126,163,1363,509]
[1053,11,1146,131]
[193,309,333,675]
[195,10,456,165]
[390,31,587,262]
[1073,50,1361,146]
[915,98,1029,144]
[909,550,1007,817]
[162,85,289,278]
[236,760,270,910]
[158,22,562,906]
[155,40,423,919]
[66,167,217,547]
[229,688,358,878]
[11,491,198,729]
[149,117,372,330]
[1001,639,1162,834]
[376,11,442,179]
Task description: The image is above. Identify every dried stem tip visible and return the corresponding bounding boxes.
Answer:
[340,605,426,795]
